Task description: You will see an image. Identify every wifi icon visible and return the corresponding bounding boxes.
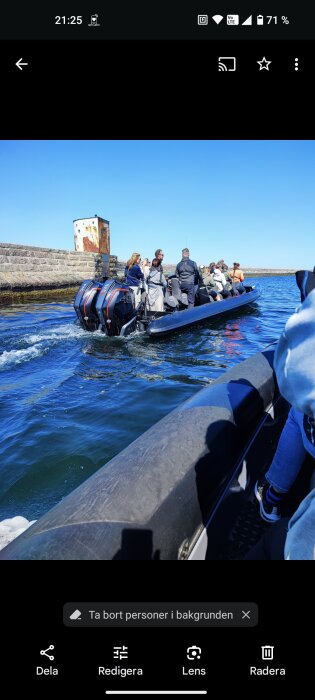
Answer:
[212,14,224,24]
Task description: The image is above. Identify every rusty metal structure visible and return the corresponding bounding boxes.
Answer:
[73,215,110,255]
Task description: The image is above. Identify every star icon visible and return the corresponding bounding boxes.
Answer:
[257,56,272,70]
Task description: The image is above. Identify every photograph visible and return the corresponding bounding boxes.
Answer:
[0,139,314,560]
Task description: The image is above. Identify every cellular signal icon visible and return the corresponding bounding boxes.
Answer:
[212,14,224,24]
[242,15,252,25]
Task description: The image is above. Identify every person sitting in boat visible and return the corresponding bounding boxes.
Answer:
[255,285,315,526]
[295,267,315,302]
[201,265,222,301]
[141,257,151,280]
[217,259,229,273]
[176,248,203,309]
[230,262,246,294]
[125,253,144,286]
[209,262,231,298]
[217,260,240,296]
[245,488,315,560]
[147,258,167,312]
[154,249,164,273]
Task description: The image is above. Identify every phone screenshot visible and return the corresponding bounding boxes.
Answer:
[0,3,313,698]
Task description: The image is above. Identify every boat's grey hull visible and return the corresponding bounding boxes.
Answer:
[146,285,261,336]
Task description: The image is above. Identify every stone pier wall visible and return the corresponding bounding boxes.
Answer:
[0,243,120,300]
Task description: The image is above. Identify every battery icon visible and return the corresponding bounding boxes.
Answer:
[257,15,264,25]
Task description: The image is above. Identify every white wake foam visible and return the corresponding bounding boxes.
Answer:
[0,516,37,550]
[0,345,45,369]
[24,323,87,345]
[1,324,107,370]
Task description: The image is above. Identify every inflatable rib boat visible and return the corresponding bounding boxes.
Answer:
[73,277,261,337]
[1,347,312,560]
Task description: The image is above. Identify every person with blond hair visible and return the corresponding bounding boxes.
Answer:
[141,257,151,280]
[124,253,144,287]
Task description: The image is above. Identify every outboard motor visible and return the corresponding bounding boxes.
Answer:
[74,279,103,331]
[96,279,137,336]
[74,278,138,335]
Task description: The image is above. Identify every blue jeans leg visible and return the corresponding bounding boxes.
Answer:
[265,407,307,492]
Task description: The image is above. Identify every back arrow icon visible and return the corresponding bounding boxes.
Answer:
[16,58,28,70]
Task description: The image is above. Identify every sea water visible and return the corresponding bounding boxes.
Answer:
[0,276,300,534]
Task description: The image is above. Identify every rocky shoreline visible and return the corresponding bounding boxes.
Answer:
[113,260,296,278]
[163,266,296,277]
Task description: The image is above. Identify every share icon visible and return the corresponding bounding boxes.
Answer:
[40,645,55,661]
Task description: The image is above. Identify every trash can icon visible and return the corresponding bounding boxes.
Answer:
[261,645,274,660]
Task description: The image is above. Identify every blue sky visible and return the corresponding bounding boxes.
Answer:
[0,140,314,267]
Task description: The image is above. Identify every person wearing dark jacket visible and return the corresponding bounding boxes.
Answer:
[124,252,144,286]
[175,248,203,308]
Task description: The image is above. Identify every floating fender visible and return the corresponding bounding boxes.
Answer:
[0,350,276,560]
